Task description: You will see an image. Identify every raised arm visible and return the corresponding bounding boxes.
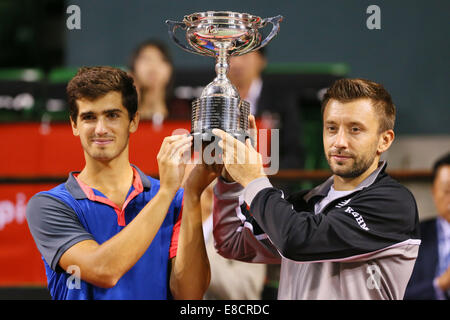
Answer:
[213,128,420,262]
[28,135,192,289]
[58,187,180,288]
[169,163,221,299]
[212,175,281,264]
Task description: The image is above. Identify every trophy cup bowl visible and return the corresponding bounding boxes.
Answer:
[166,11,283,145]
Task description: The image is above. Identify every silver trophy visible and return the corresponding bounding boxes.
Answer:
[166,11,283,143]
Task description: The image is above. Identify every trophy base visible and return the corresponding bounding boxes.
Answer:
[190,129,252,166]
[191,95,250,141]
[190,129,249,142]
[190,96,251,163]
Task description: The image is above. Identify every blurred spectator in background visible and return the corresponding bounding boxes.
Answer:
[128,39,190,124]
[405,152,450,300]
[200,181,266,300]
[228,47,304,170]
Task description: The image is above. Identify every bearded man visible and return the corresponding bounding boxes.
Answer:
[212,78,421,300]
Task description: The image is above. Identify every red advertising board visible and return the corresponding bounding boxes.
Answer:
[0,120,192,177]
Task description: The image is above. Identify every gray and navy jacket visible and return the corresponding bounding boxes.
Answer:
[213,161,421,299]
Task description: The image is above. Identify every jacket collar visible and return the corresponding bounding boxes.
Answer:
[304,161,388,203]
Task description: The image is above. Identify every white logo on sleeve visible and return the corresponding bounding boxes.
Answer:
[344,206,370,231]
[366,265,381,290]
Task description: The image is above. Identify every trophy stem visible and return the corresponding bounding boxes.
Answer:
[201,44,239,99]
[215,46,230,81]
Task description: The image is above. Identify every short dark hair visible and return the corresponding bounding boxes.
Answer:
[321,78,396,133]
[67,66,138,123]
[432,152,450,182]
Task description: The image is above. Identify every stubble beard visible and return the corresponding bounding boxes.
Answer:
[327,145,378,179]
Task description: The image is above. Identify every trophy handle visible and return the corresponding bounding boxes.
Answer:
[245,15,283,54]
[165,20,202,55]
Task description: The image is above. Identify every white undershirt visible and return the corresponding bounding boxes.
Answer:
[202,213,214,243]
[246,78,263,115]
[314,185,354,214]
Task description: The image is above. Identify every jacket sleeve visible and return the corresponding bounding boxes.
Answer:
[245,177,420,262]
[26,192,95,271]
[212,177,281,264]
